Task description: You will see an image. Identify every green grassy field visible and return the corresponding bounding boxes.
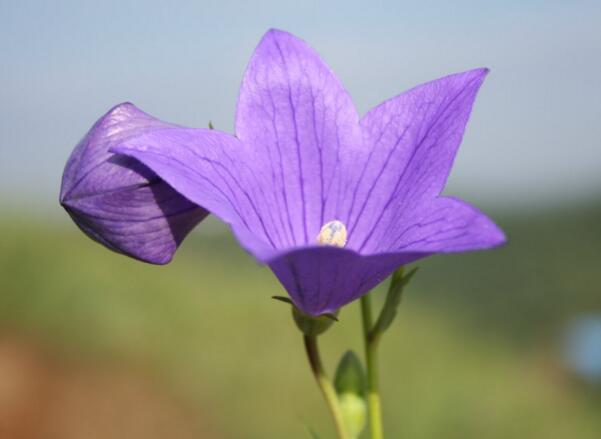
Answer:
[0,203,600,438]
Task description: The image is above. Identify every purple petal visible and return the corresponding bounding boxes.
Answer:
[386,196,505,253]
[235,29,365,246]
[346,69,490,253]
[110,128,282,260]
[269,196,504,316]
[60,103,207,264]
[269,246,415,316]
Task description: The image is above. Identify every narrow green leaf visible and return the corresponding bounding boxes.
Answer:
[371,267,418,337]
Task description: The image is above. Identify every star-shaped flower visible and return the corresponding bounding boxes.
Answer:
[60,29,505,316]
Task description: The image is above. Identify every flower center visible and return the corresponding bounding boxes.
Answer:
[316,220,347,248]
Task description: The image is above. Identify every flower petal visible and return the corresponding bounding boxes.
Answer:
[268,196,504,316]
[60,103,207,264]
[346,69,489,253]
[110,127,284,261]
[384,196,506,254]
[235,29,364,247]
[268,246,413,316]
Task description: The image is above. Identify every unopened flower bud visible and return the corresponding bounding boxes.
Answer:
[338,393,367,439]
[335,351,367,438]
[60,103,206,264]
[334,351,366,395]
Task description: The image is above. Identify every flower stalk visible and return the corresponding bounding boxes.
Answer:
[360,267,417,438]
[360,293,384,439]
[304,335,350,439]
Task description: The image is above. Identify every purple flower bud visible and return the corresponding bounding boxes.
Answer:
[60,103,207,264]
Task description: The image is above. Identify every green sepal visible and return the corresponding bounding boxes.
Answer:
[371,266,418,337]
[273,296,339,336]
[272,295,293,304]
[334,351,366,396]
[292,306,339,336]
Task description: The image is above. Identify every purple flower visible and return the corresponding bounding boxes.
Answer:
[60,103,208,264]
[61,29,505,316]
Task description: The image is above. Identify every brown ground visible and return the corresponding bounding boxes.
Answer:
[0,334,215,439]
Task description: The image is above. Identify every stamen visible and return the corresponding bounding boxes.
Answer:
[316,220,347,247]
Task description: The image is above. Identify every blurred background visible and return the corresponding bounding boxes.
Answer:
[1,0,600,437]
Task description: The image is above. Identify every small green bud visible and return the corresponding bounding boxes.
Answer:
[334,351,366,396]
[338,393,367,439]
[292,306,338,336]
[334,351,367,438]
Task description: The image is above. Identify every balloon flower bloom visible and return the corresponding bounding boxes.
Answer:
[60,29,505,439]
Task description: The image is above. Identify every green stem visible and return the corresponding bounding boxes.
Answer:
[304,335,350,439]
[361,294,384,439]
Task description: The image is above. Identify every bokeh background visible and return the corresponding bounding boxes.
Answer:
[1,0,600,438]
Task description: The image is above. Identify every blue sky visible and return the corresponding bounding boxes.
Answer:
[1,0,600,212]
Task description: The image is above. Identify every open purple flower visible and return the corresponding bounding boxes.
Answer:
[61,29,505,316]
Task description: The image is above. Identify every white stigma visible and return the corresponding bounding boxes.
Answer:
[316,220,348,248]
